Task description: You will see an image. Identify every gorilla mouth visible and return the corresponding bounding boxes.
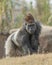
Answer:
[29,31,35,34]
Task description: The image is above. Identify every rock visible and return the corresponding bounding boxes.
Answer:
[38,25,52,53]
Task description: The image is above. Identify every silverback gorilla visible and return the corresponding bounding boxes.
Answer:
[5,13,41,57]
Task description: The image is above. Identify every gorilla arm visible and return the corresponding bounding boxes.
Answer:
[31,21,41,52]
[12,27,32,55]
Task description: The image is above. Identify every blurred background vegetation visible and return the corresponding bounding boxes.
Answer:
[0,0,52,33]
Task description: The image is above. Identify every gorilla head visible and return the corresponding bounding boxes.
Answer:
[25,23,36,34]
[24,13,36,34]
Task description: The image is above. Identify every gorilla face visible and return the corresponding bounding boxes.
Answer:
[26,23,36,34]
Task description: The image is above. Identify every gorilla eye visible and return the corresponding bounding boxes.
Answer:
[29,24,35,27]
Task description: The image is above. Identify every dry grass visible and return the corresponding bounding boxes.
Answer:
[0,53,52,65]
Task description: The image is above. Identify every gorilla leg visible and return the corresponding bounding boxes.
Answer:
[16,44,32,56]
[5,33,17,57]
[21,44,32,55]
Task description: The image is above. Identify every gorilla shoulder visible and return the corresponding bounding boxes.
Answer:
[35,21,41,36]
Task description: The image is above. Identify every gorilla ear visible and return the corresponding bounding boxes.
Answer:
[35,22,41,36]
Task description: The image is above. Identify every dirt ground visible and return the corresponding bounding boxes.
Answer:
[0,53,52,65]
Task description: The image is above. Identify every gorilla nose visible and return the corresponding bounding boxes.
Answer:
[30,28,32,31]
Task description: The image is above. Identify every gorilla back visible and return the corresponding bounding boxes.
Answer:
[5,28,32,57]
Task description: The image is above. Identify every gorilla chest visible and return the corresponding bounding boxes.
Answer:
[29,35,38,45]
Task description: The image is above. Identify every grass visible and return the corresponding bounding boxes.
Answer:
[0,53,52,65]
